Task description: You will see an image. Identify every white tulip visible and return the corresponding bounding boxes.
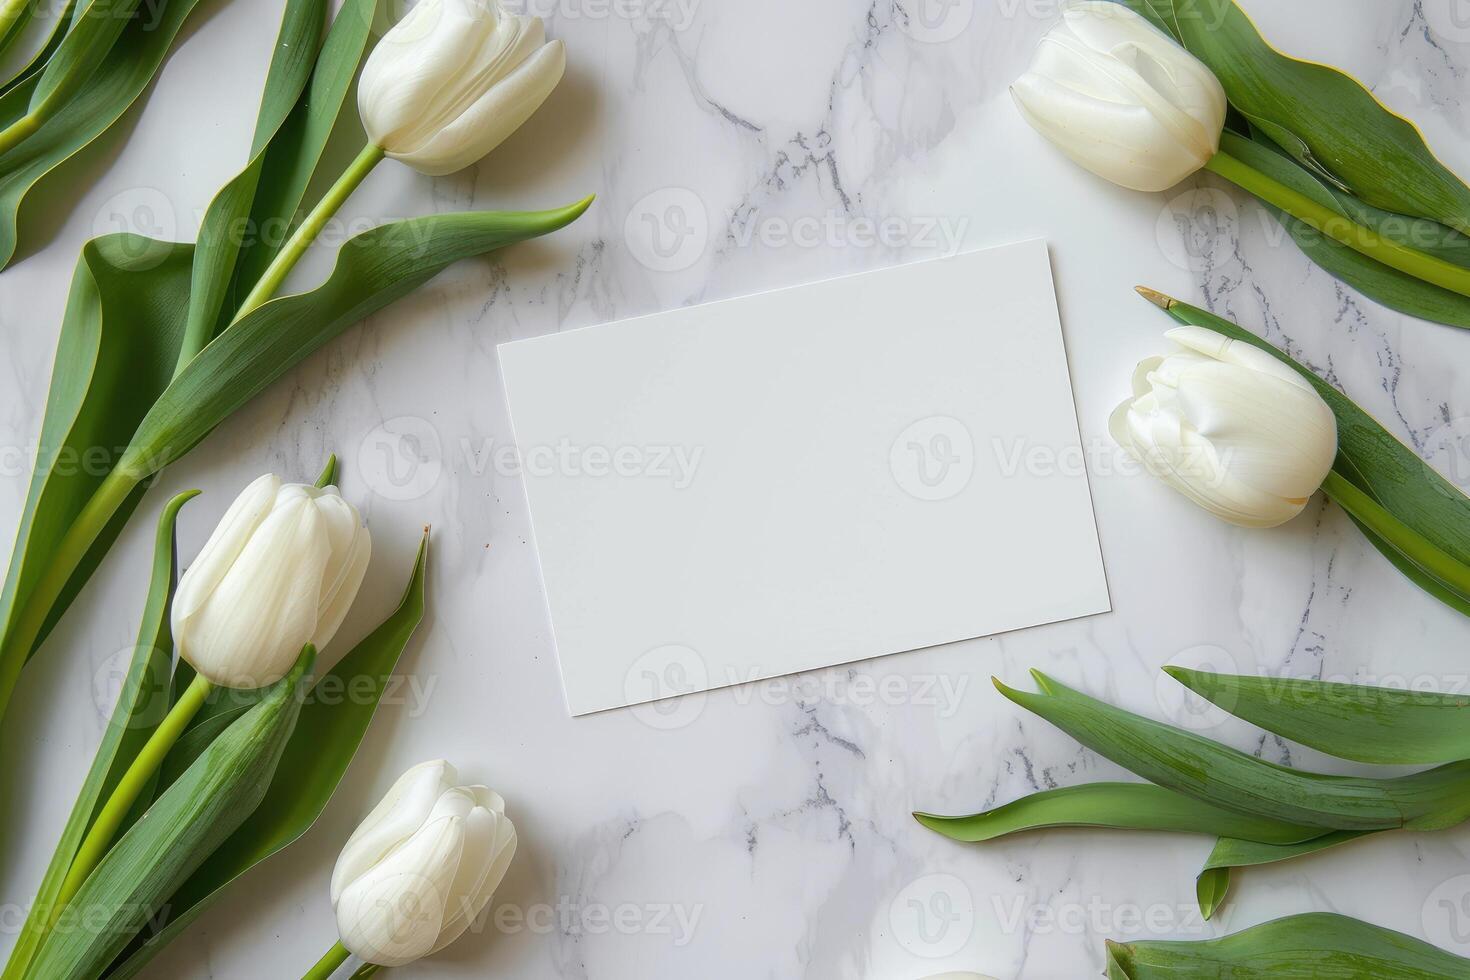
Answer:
[172,474,371,689]
[1011,0,1226,192]
[1110,326,1338,529]
[358,0,567,176]
[332,761,517,967]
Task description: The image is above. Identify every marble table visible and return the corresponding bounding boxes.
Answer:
[2,0,1469,977]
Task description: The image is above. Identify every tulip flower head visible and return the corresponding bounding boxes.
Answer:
[358,0,567,176]
[1110,327,1338,528]
[172,474,371,689]
[1011,0,1226,192]
[332,760,518,967]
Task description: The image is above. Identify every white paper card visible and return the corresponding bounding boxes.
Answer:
[500,240,1109,716]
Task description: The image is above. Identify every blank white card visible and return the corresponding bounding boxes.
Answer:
[500,240,1109,716]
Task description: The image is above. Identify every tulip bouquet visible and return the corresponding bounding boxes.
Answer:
[1115,287,1470,618]
[0,0,222,267]
[917,668,1470,923]
[4,462,431,979]
[1014,0,1470,331]
[0,0,587,754]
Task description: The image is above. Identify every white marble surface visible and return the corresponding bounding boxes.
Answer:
[2,0,1470,977]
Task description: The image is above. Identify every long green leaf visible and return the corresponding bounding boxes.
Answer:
[914,782,1321,845]
[1123,0,1470,231]
[0,0,209,268]
[1197,829,1374,919]
[1105,912,1468,978]
[0,0,74,95]
[1166,668,1470,765]
[0,489,194,980]
[107,532,429,978]
[995,671,1470,831]
[24,0,141,113]
[181,0,328,354]
[1147,294,1470,607]
[121,200,593,479]
[28,648,314,980]
[1218,131,1470,331]
[0,235,193,672]
[219,0,378,333]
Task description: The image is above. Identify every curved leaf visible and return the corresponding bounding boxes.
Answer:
[0,489,194,980]
[1165,668,1470,765]
[914,781,1320,845]
[1198,829,1373,915]
[0,0,209,268]
[1126,0,1470,231]
[29,649,314,980]
[995,671,1470,831]
[123,199,594,478]
[1106,913,1470,978]
[107,532,429,978]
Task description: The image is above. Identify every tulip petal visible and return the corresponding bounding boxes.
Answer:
[332,760,457,904]
[171,473,280,626]
[337,802,468,967]
[177,488,331,687]
[431,787,516,952]
[389,38,565,176]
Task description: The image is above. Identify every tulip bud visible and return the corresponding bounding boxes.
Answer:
[1110,326,1339,528]
[331,760,517,967]
[357,0,567,176]
[1011,0,1226,192]
[172,474,371,689]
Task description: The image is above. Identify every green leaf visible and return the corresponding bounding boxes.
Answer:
[106,532,429,978]
[28,649,315,980]
[0,235,193,681]
[0,489,194,980]
[181,0,328,356]
[0,0,74,95]
[1165,667,1470,765]
[0,0,209,268]
[24,0,141,112]
[994,671,1470,831]
[1193,867,1230,921]
[914,781,1321,845]
[122,199,594,479]
[220,0,378,333]
[1217,131,1470,331]
[1198,828,1373,919]
[1147,294,1470,609]
[1126,0,1470,231]
[1105,912,1468,978]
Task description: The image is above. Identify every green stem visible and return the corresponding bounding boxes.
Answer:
[227,143,385,329]
[0,467,141,736]
[302,940,352,980]
[46,674,212,927]
[1206,150,1470,299]
[1321,469,1470,600]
